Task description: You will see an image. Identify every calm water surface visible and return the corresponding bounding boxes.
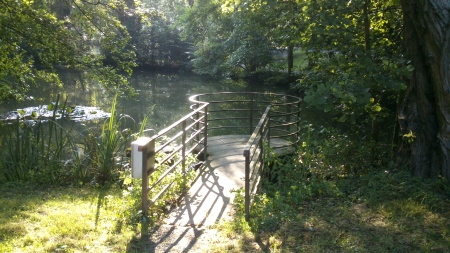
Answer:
[0,71,283,132]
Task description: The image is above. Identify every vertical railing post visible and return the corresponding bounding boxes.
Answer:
[203,105,208,158]
[194,103,200,144]
[286,103,292,134]
[243,149,250,221]
[141,145,148,217]
[140,138,154,236]
[182,120,187,178]
[259,123,264,176]
[249,93,254,135]
[268,109,271,148]
[296,101,301,146]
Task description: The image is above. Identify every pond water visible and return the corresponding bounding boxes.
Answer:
[0,70,287,133]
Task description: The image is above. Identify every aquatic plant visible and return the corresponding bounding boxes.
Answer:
[0,96,77,183]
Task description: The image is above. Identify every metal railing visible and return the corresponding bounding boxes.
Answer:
[190,92,302,221]
[189,92,302,150]
[134,92,301,227]
[243,105,271,221]
[133,102,208,219]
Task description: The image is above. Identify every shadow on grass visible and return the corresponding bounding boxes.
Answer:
[249,171,450,252]
[125,159,233,253]
[0,183,98,247]
[94,186,109,228]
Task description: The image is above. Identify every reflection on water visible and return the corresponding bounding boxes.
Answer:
[0,71,256,132]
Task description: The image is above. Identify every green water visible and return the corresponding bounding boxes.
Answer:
[0,71,286,132]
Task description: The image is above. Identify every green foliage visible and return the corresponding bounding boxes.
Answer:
[0,97,80,184]
[0,0,136,103]
[222,119,450,252]
[88,95,132,185]
[339,170,450,211]
[113,151,198,227]
[178,0,273,77]
[293,0,407,128]
[131,0,191,67]
[0,94,150,186]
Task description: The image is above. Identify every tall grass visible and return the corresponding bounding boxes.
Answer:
[211,120,450,252]
[0,95,78,183]
[0,94,143,185]
[85,94,131,184]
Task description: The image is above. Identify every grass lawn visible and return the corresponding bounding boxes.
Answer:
[1,171,449,253]
[212,170,450,252]
[0,183,140,253]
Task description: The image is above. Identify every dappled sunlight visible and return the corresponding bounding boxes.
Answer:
[0,185,136,252]
[217,166,450,253]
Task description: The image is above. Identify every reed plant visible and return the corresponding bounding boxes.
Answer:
[81,94,134,185]
[0,95,80,184]
[0,94,139,185]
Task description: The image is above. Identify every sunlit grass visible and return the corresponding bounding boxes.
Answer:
[212,170,450,253]
[0,183,137,253]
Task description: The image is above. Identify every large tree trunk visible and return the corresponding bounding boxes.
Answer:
[398,0,450,178]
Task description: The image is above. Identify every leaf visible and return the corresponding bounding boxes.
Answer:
[268,0,277,7]
[372,104,382,112]
[123,177,132,186]
[338,115,347,122]
[18,109,25,115]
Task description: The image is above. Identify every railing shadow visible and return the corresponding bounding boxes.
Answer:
[166,159,230,227]
[130,159,234,252]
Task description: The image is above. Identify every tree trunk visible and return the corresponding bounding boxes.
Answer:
[287,45,294,76]
[398,0,450,178]
[363,0,379,143]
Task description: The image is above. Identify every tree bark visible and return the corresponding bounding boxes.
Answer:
[287,45,294,76]
[399,0,450,178]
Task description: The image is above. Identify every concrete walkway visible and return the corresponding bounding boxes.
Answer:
[144,135,292,252]
[165,135,249,227]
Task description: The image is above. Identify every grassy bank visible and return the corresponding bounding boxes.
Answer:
[212,169,450,252]
[207,107,450,252]
[0,183,142,253]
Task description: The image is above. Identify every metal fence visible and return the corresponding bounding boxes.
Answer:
[133,92,301,225]
[132,102,208,218]
[190,92,302,220]
[243,105,271,221]
[189,92,302,150]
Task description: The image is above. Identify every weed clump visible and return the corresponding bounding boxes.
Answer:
[220,124,450,252]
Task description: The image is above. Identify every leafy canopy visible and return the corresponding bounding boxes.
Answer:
[0,0,137,103]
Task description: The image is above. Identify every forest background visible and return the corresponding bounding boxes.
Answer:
[0,0,449,252]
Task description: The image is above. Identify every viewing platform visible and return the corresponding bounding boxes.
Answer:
[164,135,293,227]
[131,92,301,251]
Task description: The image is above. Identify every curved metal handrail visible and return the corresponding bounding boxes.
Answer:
[135,91,302,227]
[189,92,302,151]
